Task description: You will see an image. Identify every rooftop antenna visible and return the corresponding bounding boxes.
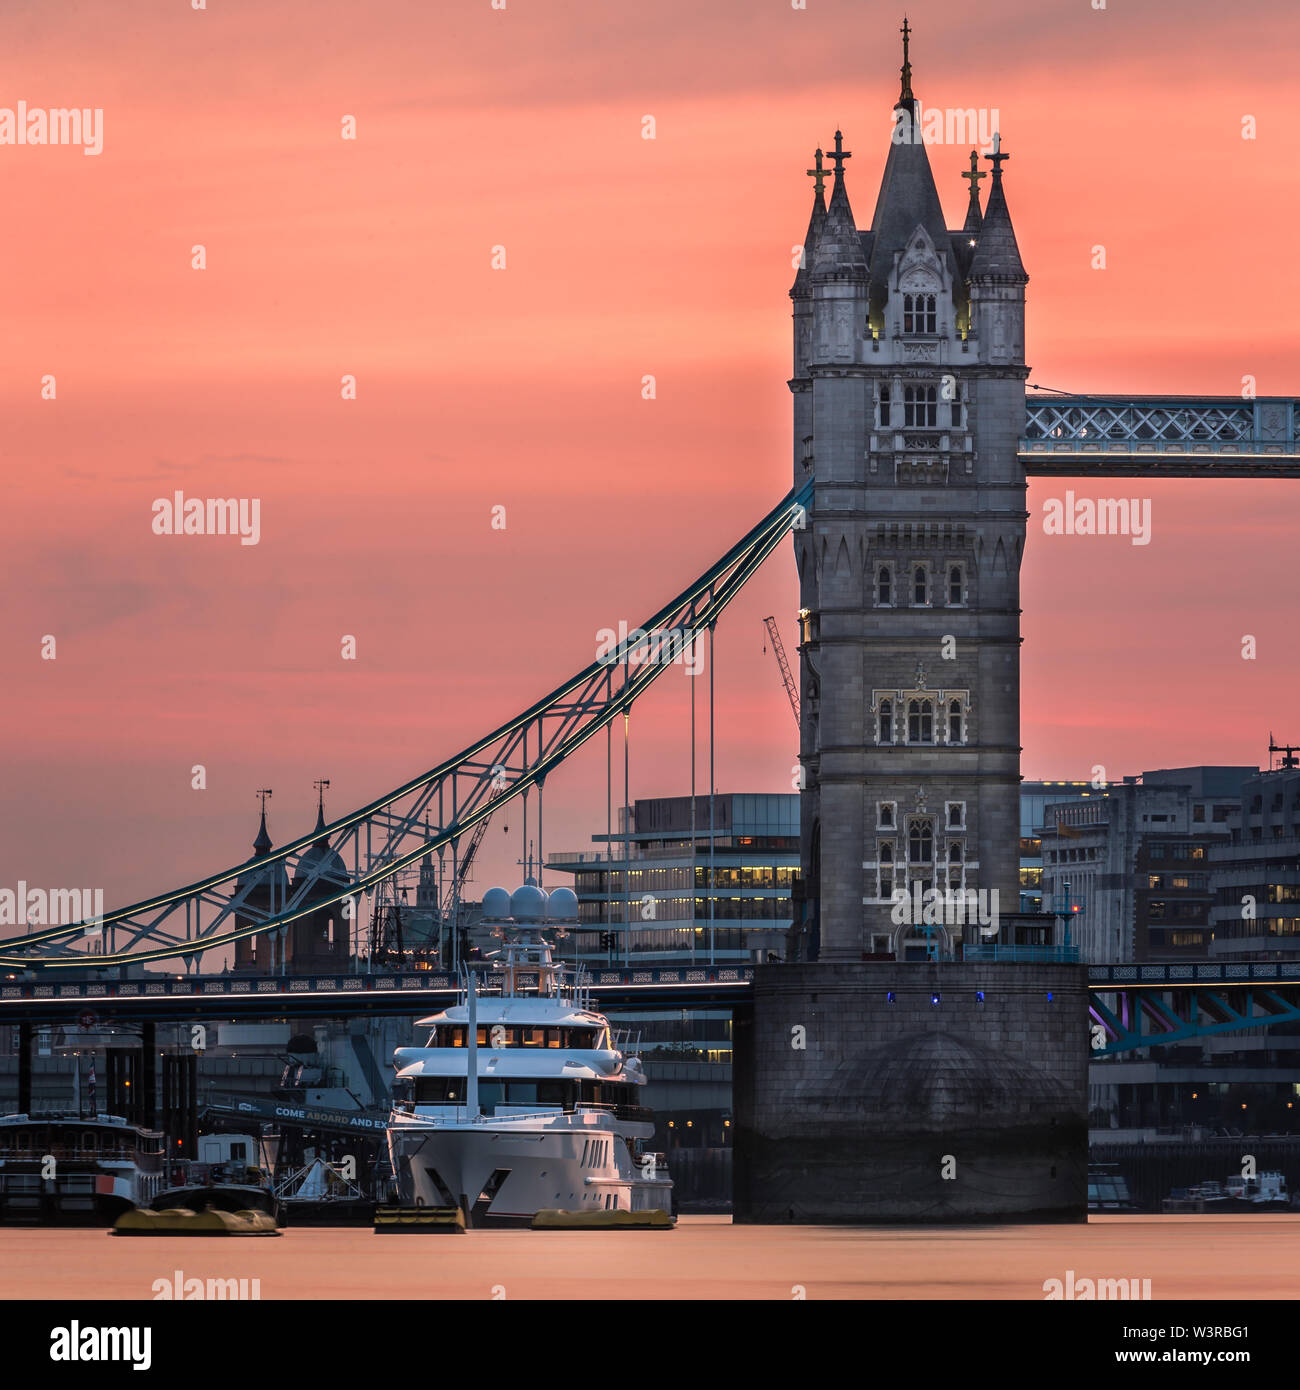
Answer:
[1269,734,1299,770]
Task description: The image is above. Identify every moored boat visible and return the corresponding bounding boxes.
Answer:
[386,883,673,1227]
[0,1113,164,1225]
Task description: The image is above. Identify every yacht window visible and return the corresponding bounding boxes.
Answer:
[477,1081,506,1109]
[522,1028,546,1048]
[414,1077,464,1104]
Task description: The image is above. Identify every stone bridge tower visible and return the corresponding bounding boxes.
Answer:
[791,32,1028,962]
[734,28,1086,1227]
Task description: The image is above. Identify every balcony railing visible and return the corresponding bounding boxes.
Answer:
[963,945,1081,963]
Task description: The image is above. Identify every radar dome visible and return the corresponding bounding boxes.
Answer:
[546,887,579,922]
[510,884,549,921]
[481,887,512,921]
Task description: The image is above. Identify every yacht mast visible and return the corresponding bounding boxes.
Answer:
[466,968,479,1118]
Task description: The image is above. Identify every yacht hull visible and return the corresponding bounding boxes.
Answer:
[389,1122,671,1226]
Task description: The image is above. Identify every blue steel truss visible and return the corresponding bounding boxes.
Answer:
[1021,395,1300,476]
[1089,982,1300,1057]
[2,482,811,971]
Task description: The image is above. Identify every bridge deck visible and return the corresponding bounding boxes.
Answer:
[1020,395,1300,476]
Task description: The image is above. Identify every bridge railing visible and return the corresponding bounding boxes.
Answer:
[1088,961,1300,986]
[963,945,1080,963]
[1020,396,1300,472]
[1024,398,1259,444]
[0,964,757,1008]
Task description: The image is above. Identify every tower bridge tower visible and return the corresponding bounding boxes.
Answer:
[792,32,1028,961]
[733,26,1086,1225]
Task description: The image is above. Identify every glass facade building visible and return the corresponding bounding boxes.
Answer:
[547,793,798,966]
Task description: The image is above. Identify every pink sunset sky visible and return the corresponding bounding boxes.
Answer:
[2,0,1299,919]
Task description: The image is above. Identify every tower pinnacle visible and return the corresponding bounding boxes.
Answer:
[827,129,851,176]
[812,131,867,281]
[806,146,829,199]
[898,16,915,109]
[969,131,1027,284]
[962,149,985,232]
[792,147,831,295]
[254,788,273,856]
[312,777,331,839]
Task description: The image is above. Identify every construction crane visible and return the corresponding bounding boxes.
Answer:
[762,615,800,728]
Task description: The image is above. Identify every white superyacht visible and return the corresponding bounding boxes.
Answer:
[386,883,672,1226]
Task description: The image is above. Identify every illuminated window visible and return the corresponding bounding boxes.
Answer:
[903,293,937,334]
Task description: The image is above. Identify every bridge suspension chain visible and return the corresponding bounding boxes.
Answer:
[2,481,811,971]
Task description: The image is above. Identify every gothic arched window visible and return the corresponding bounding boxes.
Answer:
[948,699,963,744]
[903,292,937,334]
[879,386,891,428]
[948,566,963,604]
[909,819,934,864]
[878,699,893,744]
[904,384,938,427]
[908,699,933,743]
[877,566,892,605]
[947,841,963,888]
[913,566,928,605]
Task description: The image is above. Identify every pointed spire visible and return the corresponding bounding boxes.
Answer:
[253,788,273,856]
[969,133,1027,284]
[812,131,868,281]
[898,16,915,111]
[867,24,954,305]
[312,778,331,845]
[961,150,985,233]
[792,147,830,295]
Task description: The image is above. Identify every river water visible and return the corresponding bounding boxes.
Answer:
[3,1214,1298,1300]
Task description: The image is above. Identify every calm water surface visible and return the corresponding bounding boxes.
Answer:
[3,1215,1298,1300]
